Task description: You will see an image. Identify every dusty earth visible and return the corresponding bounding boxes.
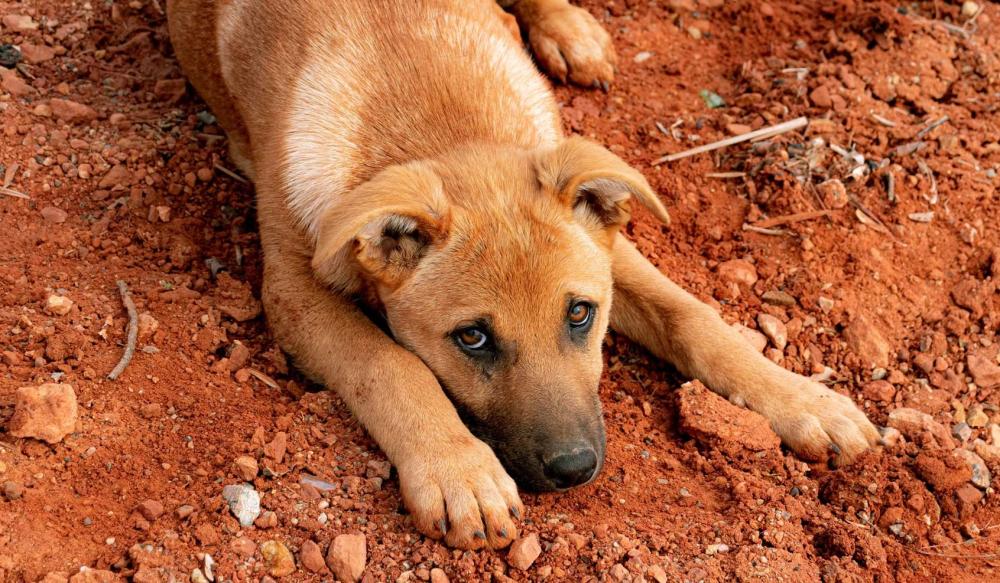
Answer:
[2,0,1000,581]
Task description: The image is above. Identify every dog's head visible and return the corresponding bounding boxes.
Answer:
[312,137,668,491]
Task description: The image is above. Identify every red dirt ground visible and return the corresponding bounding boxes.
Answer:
[2,0,999,581]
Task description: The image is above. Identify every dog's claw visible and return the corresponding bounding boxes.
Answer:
[828,442,842,455]
[600,80,610,93]
[438,519,448,535]
[510,506,521,519]
[498,527,507,538]
[473,530,487,540]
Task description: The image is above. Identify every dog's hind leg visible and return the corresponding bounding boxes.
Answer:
[260,237,522,550]
[608,234,880,466]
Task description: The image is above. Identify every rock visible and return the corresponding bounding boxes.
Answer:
[230,537,256,558]
[609,564,629,581]
[9,384,78,444]
[137,313,159,339]
[137,500,164,521]
[228,342,250,371]
[951,278,994,317]
[1,68,33,97]
[153,78,187,103]
[967,353,1000,388]
[3,480,24,501]
[952,423,972,444]
[430,568,449,583]
[757,314,787,350]
[222,483,261,527]
[733,324,767,353]
[843,316,890,368]
[366,460,392,480]
[974,439,1000,464]
[260,541,296,578]
[256,511,278,529]
[176,505,195,519]
[40,206,68,223]
[706,543,730,555]
[817,179,848,209]
[633,51,653,63]
[196,167,214,182]
[956,483,983,507]
[817,296,835,313]
[887,408,954,449]
[3,14,38,32]
[810,85,833,108]
[717,259,758,288]
[914,452,971,492]
[962,2,981,19]
[326,534,367,582]
[677,381,781,455]
[727,123,752,136]
[68,569,117,583]
[190,569,209,583]
[862,380,896,403]
[98,165,131,189]
[264,432,288,463]
[508,534,541,571]
[44,294,74,316]
[19,43,56,64]
[49,99,98,123]
[194,523,220,546]
[966,404,989,428]
[233,456,258,481]
[299,540,327,574]
[762,290,796,307]
[953,449,991,489]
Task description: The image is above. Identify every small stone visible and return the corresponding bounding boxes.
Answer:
[726,123,752,136]
[954,449,991,489]
[2,14,38,32]
[3,480,24,501]
[952,423,972,444]
[678,380,780,455]
[222,483,261,527]
[962,2,980,19]
[228,342,250,371]
[326,534,367,582]
[366,460,392,480]
[648,565,668,583]
[194,523,220,546]
[862,380,896,403]
[757,314,787,350]
[967,405,989,428]
[761,290,796,307]
[233,456,258,481]
[887,408,954,449]
[99,165,131,189]
[49,99,98,123]
[137,313,159,339]
[956,483,983,506]
[687,26,702,40]
[230,537,256,558]
[429,568,449,583]
[717,259,758,288]
[19,43,56,64]
[137,500,164,521]
[40,206,71,226]
[260,541,296,578]
[154,78,187,103]
[44,295,74,316]
[176,505,195,519]
[609,564,629,581]
[508,534,542,571]
[9,383,77,444]
[264,432,288,463]
[967,353,1000,388]
[817,179,848,209]
[196,167,214,182]
[810,85,833,108]
[300,540,328,573]
[256,511,278,529]
[817,296,835,313]
[843,316,890,368]
[705,543,730,555]
[633,51,653,63]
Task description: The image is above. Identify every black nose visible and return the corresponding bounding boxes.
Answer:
[543,447,598,489]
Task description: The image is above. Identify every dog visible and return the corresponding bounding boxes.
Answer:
[166,0,880,550]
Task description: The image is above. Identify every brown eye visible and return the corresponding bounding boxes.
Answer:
[455,326,489,350]
[568,301,593,328]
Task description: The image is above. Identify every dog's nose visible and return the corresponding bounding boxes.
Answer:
[543,447,598,489]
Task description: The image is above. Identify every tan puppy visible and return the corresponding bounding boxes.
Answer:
[166,0,880,550]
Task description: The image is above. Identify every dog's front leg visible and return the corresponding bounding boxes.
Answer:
[262,249,522,549]
[501,0,617,88]
[609,234,880,465]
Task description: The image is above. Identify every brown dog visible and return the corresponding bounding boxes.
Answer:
[166,0,880,549]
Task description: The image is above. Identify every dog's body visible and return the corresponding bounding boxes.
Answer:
[167,0,879,549]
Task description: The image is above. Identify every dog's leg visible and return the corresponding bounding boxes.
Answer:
[262,247,522,549]
[501,0,617,88]
[609,234,880,465]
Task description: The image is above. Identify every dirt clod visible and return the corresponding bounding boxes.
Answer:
[8,384,78,444]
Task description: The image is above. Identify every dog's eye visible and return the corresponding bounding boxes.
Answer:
[568,301,594,328]
[455,326,490,350]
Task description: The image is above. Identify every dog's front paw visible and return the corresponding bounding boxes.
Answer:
[522,2,617,88]
[746,374,881,467]
[398,437,523,549]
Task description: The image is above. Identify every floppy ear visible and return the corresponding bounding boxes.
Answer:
[311,162,450,290]
[536,137,670,236]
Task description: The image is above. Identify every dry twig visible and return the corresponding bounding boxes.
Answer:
[742,224,788,236]
[916,115,950,138]
[214,163,249,185]
[108,280,138,380]
[753,210,835,229]
[654,117,808,164]
[0,186,29,199]
[247,368,280,389]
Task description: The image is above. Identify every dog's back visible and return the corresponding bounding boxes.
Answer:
[169,0,562,235]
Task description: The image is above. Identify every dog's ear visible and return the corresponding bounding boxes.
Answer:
[536,137,669,236]
[311,162,450,290]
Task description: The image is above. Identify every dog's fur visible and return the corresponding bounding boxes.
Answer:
[167,0,879,550]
